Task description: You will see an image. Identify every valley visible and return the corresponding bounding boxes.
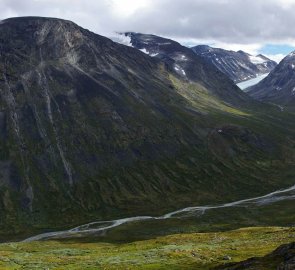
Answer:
[23,182,295,242]
[0,13,294,270]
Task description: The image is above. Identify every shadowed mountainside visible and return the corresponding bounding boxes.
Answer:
[0,17,294,238]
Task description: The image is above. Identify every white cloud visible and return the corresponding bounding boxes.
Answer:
[0,0,295,56]
[176,38,264,55]
[209,42,263,55]
[278,0,295,8]
[110,0,150,17]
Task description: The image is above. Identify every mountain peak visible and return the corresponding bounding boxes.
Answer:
[1,16,77,28]
[256,54,269,60]
[287,50,295,58]
[237,50,248,55]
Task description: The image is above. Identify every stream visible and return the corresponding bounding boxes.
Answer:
[23,183,295,242]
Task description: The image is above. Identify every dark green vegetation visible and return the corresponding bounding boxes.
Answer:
[0,227,293,269]
[0,16,294,242]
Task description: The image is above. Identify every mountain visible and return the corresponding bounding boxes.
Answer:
[0,17,294,238]
[118,32,249,105]
[247,51,295,108]
[191,45,277,83]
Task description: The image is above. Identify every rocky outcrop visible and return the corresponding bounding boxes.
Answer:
[215,242,295,270]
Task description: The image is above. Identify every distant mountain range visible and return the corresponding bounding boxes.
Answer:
[191,45,277,83]
[118,32,248,104]
[247,51,295,108]
[117,33,277,84]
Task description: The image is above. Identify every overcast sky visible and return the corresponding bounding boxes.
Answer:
[1,0,295,62]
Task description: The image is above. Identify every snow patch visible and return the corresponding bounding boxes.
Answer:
[174,65,186,76]
[249,55,266,64]
[150,53,159,57]
[140,48,149,54]
[181,55,187,60]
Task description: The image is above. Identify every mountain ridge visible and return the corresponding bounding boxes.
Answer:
[117,32,253,104]
[191,45,277,83]
[0,17,294,238]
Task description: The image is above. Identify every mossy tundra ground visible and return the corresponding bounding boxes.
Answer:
[0,226,294,269]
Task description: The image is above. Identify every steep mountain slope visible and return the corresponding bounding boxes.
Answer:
[0,17,294,237]
[247,51,295,108]
[118,32,249,104]
[191,45,277,83]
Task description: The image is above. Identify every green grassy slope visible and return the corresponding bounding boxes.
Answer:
[0,227,294,270]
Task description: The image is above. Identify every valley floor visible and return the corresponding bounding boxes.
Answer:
[0,227,294,269]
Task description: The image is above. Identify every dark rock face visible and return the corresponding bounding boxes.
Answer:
[247,51,295,108]
[275,243,295,270]
[215,242,295,270]
[0,17,202,228]
[191,45,277,83]
[0,17,294,235]
[120,32,249,105]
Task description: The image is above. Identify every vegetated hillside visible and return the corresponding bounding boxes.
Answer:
[0,17,294,237]
[192,45,277,83]
[247,51,295,109]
